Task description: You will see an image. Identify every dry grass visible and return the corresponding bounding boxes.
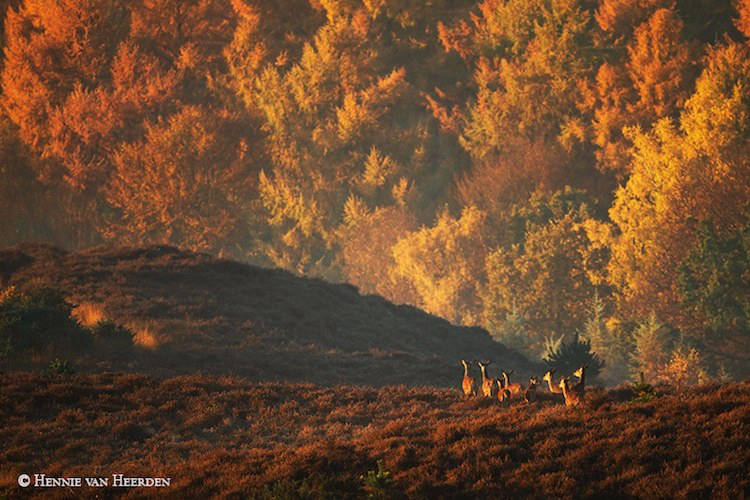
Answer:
[0,372,748,498]
[71,301,107,327]
[126,320,162,350]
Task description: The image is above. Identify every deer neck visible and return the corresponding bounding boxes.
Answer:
[479,365,489,383]
[560,379,570,400]
[575,368,586,389]
[462,362,469,379]
[502,372,510,388]
[546,375,562,394]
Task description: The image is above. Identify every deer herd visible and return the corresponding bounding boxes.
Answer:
[461,359,587,407]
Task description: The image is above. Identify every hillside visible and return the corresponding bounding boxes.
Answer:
[0,243,537,386]
[1,372,749,498]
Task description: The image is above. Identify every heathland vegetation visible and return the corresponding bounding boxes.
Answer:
[2,371,749,498]
[1,246,749,497]
[1,0,749,383]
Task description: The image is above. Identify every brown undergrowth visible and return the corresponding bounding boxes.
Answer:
[1,372,749,498]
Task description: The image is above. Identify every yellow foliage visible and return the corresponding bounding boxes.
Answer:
[609,43,750,324]
[391,206,487,324]
[657,347,710,386]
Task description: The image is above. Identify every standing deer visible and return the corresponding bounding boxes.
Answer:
[559,376,584,407]
[501,369,524,399]
[460,359,477,397]
[543,370,563,394]
[572,365,587,392]
[524,376,540,403]
[496,375,511,404]
[477,360,497,398]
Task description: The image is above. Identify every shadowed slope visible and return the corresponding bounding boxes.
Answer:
[0,244,538,385]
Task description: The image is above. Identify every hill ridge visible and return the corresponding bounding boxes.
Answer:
[1,243,539,386]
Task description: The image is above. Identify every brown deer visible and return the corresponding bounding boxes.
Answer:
[523,376,540,403]
[460,359,477,397]
[496,375,511,404]
[501,369,523,398]
[572,365,587,392]
[477,360,497,398]
[559,377,584,407]
[542,370,563,394]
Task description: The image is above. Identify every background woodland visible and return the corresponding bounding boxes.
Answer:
[1,0,749,383]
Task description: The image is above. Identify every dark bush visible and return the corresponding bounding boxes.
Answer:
[46,358,75,376]
[543,331,604,379]
[90,320,134,350]
[0,286,91,354]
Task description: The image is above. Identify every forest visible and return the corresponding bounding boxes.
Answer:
[0,0,748,384]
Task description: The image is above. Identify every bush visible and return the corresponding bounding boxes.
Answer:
[360,460,393,499]
[46,358,75,376]
[0,286,92,355]
[628,372,658,403]
[543,331,604,379]
[90,320,134,351]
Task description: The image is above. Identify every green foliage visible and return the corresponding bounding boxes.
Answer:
[360,460,393,498]
[483,189,610,355]
[0,286,91,354]
[627,371,658,403]
[542,331,604,380]
[489,304,534,356]
[678,216,749,348]
[583,293,631,384]
[630,313,676,382]
[46,358,74,377]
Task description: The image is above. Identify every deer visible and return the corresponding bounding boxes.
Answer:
[523,376,540,403]
[460,359,477,397]
[559,376,584,407]
[501,369,524,399]
[572,365,587,392]
[542,369,563,394]
[496,375,511,404]
[477,360,497,398]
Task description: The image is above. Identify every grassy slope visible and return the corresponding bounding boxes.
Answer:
[1,372,749,498]
[0,243,537,385]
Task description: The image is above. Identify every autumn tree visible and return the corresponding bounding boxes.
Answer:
[104,106,256,254]
[482,189,611,354]
[608,42,750,363]
[1,0,263,255]
[589,4,697,176]
[391,206,488,325]
[242,2,468,277]
[738,0,750,39]
[338,200,418,305]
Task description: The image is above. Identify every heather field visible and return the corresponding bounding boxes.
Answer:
[1,244,749,498]
[1,372,749,498]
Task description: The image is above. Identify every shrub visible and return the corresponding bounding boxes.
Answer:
[543,331,604,379]
[46,358,74,376]
[0,286,91,354]
[91,320,134,350]
[628,372,658,403]
[658,346,710,386]
[360,460,393,499]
